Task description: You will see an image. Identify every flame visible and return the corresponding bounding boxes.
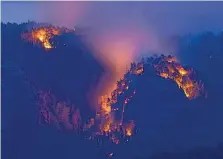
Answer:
[154,55,203,99]
[89,63,143,143]
[131,63,144,75]
[37,55,204,145]
[22,26,63,50]
[125,121,135,136]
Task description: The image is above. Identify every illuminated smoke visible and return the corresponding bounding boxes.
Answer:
[37,62,144,143]
[37,54,205,145]
[86,28,159,114]
[34,2,161,111]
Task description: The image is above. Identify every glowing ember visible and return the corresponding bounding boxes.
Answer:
[124,120,135,136]
[37,54,205,146]
[89,63,143,143]
[153,55,204,99]
[131,62,144,75]
[166,56,177,63]
[22,26,61,50]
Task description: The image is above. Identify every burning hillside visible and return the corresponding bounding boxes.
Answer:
[37,55,205,145]
[21,26,73,50]
[88,63,143,143]
[38,62,143,144]
[152,55,204,99]
[23,25,205,145]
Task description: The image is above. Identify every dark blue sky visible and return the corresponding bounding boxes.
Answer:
[2,1,223,36]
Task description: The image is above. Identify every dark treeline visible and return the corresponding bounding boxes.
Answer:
[2,22,223,159]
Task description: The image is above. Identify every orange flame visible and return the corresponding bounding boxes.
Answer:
[125,120,135,136]
[89,63,143,143]
[37,55,204,145]
[22,27,61,50]
[154,56,203,99]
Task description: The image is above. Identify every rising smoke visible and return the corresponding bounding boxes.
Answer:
[30,1,223,109]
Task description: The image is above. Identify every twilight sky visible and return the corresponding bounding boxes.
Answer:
[2,1,223,36]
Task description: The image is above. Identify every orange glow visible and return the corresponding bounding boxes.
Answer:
[130,63,144,75]
[124,121,135,136]
[83,25,157,143]
[83,61,143,143]
[166,56,177,63]
[160,72,169,78]
[37,55,205,145]
[31,27,60,49]
[91,63,143,142]
[154,56,203,99]
[88,28,153,111]
[22,26,61,50]
[99,95,112,115]
[176,65,189,76]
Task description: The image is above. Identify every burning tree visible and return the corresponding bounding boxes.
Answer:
[151,55,205,99]
[21,26,73,50]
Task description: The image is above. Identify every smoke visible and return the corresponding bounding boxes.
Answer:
[37,2,169,109]
[33,1,223,109]
[78,3,162,109]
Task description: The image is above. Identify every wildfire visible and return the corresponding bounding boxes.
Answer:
[22,26,61,50]
[124,120,135,136]
[153,55,204,99]
[89,63,143,143]
[131,63,144,75]
[37,54,205,146]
